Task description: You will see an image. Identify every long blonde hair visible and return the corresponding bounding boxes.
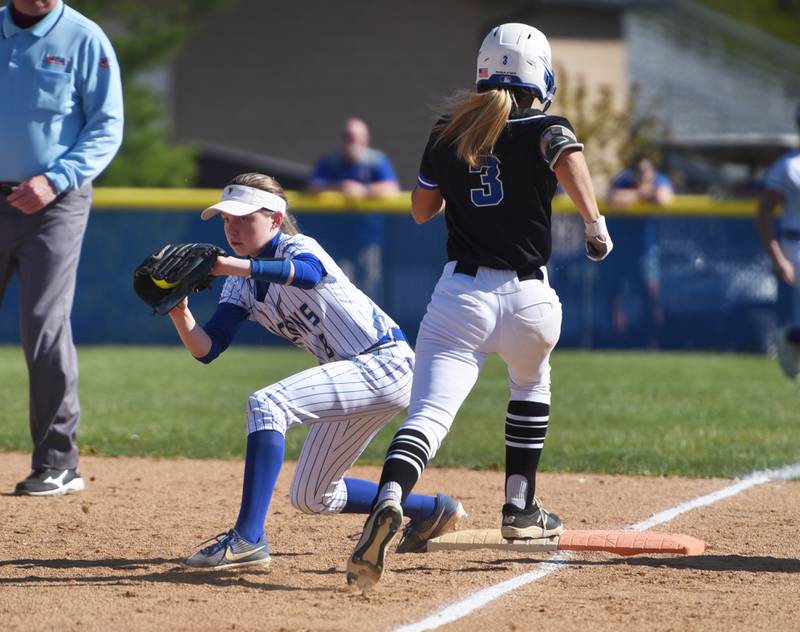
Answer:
[433,88,515,167]
[226,172,300,236]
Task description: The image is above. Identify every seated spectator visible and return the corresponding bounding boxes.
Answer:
[308,118,400,197]
[607,154,674,207]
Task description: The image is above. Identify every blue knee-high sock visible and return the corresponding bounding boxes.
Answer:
[234,430,285,544]
[342,477,436,522]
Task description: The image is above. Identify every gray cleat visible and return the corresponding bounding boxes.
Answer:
[396,493,467,553]
[183,529,270,570]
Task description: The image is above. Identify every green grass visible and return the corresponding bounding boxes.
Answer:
[1,346,798,478]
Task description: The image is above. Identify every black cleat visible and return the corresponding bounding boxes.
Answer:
[501,497,564,539]
[14,468,85,496]
[347,499,403,589]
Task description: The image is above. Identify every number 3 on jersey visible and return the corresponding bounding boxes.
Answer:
[470,156,504,207]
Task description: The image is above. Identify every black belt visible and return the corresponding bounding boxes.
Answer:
[454,260,544,282]
[782,229,800,241]
[0,182,19,196]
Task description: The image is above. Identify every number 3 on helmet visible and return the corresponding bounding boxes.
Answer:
[476,23,557,111]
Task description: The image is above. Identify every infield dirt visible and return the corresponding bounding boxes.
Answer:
[1,453,798,632]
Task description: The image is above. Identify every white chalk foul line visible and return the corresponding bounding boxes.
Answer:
[394,461,800,632]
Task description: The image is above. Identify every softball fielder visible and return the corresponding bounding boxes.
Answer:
[347,23,613,588]
[169,173,463,569]
[757,103,800,380]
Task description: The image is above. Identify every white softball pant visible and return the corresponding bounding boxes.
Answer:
[246,342,414,515]
[400,261,562,460]
[781,238,800,323]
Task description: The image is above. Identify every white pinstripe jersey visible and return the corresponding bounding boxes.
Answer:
[765,149,800,232]
[219,233,399,363]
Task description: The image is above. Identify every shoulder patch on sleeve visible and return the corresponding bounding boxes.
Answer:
[540,124,584,170]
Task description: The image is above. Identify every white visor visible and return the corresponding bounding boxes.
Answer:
[201,184,287,220]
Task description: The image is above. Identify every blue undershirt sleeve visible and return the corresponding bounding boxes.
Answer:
[290,253,326,289]
[198,302,249,364]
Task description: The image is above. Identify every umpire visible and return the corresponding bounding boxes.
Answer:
[0,0,123,495]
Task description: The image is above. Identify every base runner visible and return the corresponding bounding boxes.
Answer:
[347,23,613,588]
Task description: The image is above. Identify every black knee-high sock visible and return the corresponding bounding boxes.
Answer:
[375,428,431,506]
[505,400,550,510]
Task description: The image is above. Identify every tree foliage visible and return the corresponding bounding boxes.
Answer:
[551,66,660,185]
[696,0,800,46]
[67,0,230,186]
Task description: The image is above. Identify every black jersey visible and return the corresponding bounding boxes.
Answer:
[417,108,579,270]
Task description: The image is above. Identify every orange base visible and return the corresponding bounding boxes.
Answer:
[557,530,705,556]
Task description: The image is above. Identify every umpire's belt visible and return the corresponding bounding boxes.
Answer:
[454,260,544,282]
[362,327,406,354]
[782,229,800,241]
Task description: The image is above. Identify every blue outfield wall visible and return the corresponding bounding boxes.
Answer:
[0,194,788,351]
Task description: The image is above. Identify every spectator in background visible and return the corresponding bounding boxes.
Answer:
[756,103,800,380]
[607,154,674,207]
[0,0,124,495]
[308,118,400,197]
[307,118,399,300]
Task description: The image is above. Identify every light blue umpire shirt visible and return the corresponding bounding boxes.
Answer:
[0,1,123,193]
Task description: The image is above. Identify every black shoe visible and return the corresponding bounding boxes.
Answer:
[346,499,403,589]
[501,497,564,539]
[14,468,85,496]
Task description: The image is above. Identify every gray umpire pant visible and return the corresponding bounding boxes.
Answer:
[0,183,91,471]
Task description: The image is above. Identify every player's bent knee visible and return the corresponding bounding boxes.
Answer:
[246,391,288,435]
[289,492,316,514]
[289,489,341,515]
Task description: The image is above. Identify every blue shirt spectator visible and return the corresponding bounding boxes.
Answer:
[607,155,674,207]
[308,118,400,198]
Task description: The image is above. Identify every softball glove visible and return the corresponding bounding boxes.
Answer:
[133,243,226,315]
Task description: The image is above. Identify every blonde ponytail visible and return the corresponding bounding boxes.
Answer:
[434,88,514,167]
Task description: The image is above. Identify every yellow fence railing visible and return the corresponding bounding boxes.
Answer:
[91,188,760,218]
